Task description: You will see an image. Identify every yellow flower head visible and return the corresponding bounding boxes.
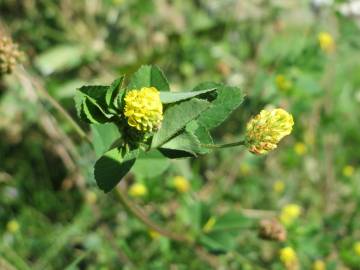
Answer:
[6,219,20,234]
[294,142,307,156]
[318,32,335,53]
[128,183,148,197]
[245,108,294,155]
[0,36,22,75]
[124,87,163,132]
[173,176,190,193]
[343,165,355,177]
[280,247,298,269]
[280,204,302,226]
[273,180,285,194]
[313,260,326,270]
[353,241,360,256]
[275,74,293,92]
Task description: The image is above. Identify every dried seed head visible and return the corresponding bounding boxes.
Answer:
[259,219,287,242]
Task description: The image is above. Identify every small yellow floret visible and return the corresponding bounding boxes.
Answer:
[173,176,190,193]
[313,260,326,270]
[273,180,285,194]
[128,183,148,197]
[245,108,294,155]
[124,87,163,132]
[354,241,360,256]
[294,142,307,156]
[6,219,20,234]
[343,165,355,177]
[280,247,298,269]
[280,204,302,226]
[318,32,335,53]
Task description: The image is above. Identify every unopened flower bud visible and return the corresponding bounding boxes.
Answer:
[0,36,22,75]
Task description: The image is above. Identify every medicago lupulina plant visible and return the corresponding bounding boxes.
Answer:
[75,65,294,192]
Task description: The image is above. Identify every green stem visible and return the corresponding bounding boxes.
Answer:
[202,140,245,149]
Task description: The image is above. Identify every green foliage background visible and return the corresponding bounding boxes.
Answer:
[1,0,360,269]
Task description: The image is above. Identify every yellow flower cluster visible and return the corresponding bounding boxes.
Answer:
[294,142,307,156]
[280,247,298,270]
[0,36,22,75]
[173,176,190,193]
[312,260,326,270]
[354,241,360,256]
[245,108,294,154]
[6,219,20,234]
[124,87,163,132]
[318,32,335,53]
[280,204,302,226]
[275,74,293,92]
[273,180,285,194]
[343,165,355,177]
[128,183,148,197]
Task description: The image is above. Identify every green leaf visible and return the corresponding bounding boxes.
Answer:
[210,212,253,232]
[106,76,125,110]
[94,148,138,192]
[159,131,201,158]
[186,121,213,154]
[128,65,170,91]
[131,150,170,179]
[151,98,211,148]
[159,88,217,104]
[196,85,244,129]
[91,123,121,157]
[34,44,85,75]
[78,85,112,116]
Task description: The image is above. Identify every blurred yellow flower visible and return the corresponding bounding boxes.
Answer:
[173,176,190,193]
[318,32,335,53]
[280,204,302,226]
[280,247,298,269]
[85,190,97,205]
[353,241,360,256]
[294,142,307,156]
[148,229,161,239]
[313,260,326,270]
[124,87,163,132]
[275,74,293,92]
[245,108,294,155]
[239,163,251,176]
[128,183,148,197]
[273,180,285,194]
[6,219,20,234]
[343,165,355,177]
[203,217,217,233]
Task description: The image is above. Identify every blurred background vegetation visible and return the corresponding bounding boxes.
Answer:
[1,0,360,269]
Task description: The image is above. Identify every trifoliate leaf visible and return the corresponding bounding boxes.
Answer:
[94,147,139,192]
[151,98,211,148]
[196,85,244,129]
[159,88,217,104]
[159,131,201,158]
[91,123,121,157]
[127,65,170,91]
